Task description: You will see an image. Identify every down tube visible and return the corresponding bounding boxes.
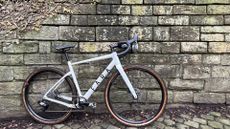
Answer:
[83,60,115,100]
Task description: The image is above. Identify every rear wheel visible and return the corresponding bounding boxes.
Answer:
[22,67,76,124]
[105,65,167,127]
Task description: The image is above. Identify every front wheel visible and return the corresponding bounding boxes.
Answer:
[105,65,167,127]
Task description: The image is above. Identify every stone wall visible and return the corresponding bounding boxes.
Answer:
[1,0,230,118]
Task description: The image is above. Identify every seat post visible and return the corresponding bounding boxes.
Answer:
[63,51,70,61]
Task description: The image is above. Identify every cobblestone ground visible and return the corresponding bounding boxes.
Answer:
[0,105,229,129]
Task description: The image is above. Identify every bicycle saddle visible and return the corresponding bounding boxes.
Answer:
[55,45,75,51]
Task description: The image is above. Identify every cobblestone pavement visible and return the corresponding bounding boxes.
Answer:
[0,105,229,129]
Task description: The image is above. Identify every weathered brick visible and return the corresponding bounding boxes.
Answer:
[155,65,180,78]
[70,15,88,25]
[96,27,129,41]
[221,54,230,65]
[191,16,223,25]
[159,16,189,25]
[24,54,62,65]
[59,26,95,41]
[0,66,14,81]
[140,16,158,25]
[145,0,195,4]
[153,6,173,15]
[194,93,225,104]
[88,15,118,25]
[111,5,130,14]
[161,42,180,53]
[171,27,200,41]
[118,16,140,25]
[201,34,224,41]
[79,42,111,52]
[205,78,230,92]
[0,82,23,95]
[208,5,230,14]
[42,14,70,25]
[153,27,170,41]
[132,6,152,15]
[138,42,161,53]
[97,5,110,14]
[196,0,230,4]
[0,54,23,65]
[39,41,51,53]
[71,4,96,14]
[174,91,193,103]
[21,26,58,40]
[122,0,143,4]
[209,42,230,53]
[212,66,230,78]
[202,26,230,33]
[52,41,78,53]
[130,27,152,41]
[181,42,207,53]
[101,0,120,4]
[3,41,38,53]
[203,55,220,64]
[183,66,210,79]
[173,5,206,14]
[170,79,204,90]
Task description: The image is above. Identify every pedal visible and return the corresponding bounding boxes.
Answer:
[89,102,96,109]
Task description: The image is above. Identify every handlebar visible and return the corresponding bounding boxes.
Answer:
[110,34,138,57]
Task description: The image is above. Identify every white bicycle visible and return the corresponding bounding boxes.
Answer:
[22,35,168,127]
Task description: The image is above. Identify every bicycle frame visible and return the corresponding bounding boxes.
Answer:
[43,52,137,108]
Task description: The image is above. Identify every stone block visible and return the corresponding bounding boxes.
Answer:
[201,34,224,41]
[205,78,230,92]
[225,34,230,41]
[170,54,202,64]
[209,42,230,53]
[70,15,88,25]
[173,5,206,14]
[183,66,210,79]
[159,16,189,25]
[191,16,223,25]
[21,26,58,40]
[0,66,14,81]
[130,27,152,41]
[42,14,70,25]
[71,4,96,14]
[174,91,193,103]
[212,66,230,77]
[181,42,207,53]
[39,41,51,53]
[161,42,180,53]
[202,26,230,33]
[147,90,173,103]
[79,42,111,52]
[118,16,140,25]
[122,0,143,4]
[132,6,152,15]
[0,54,23,65]
[145,0,195,4]
[0,95,21,111]
[194,93,225,104]
[97,5,111,14]
[111,5,130,14]
[3,41,38,53]
[203,55,220,64]
[171,27,200,41]
[208,5,230,14]
[101,0,120,4]
[59,26,95,41]
[96,27,129,41]
[0,82,24,95]
[169,79,204,90]
[153,6,173,15]
[153,27,170,41]
[227,94,230,104]
[24,54,62,65]
[140,16,158,25]
[155,65,181,78]
[138,42,161,53]
[221,54,230,65]
[196,0,230,4]
[88,15,118,25]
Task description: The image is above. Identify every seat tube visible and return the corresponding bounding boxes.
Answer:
[67,61,82,96]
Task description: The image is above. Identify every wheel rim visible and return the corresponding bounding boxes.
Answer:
[22,68,73,124]
[105,66,167,126]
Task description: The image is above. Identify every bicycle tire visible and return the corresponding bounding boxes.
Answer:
[105,65,167,127]
[22,67,77,124]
